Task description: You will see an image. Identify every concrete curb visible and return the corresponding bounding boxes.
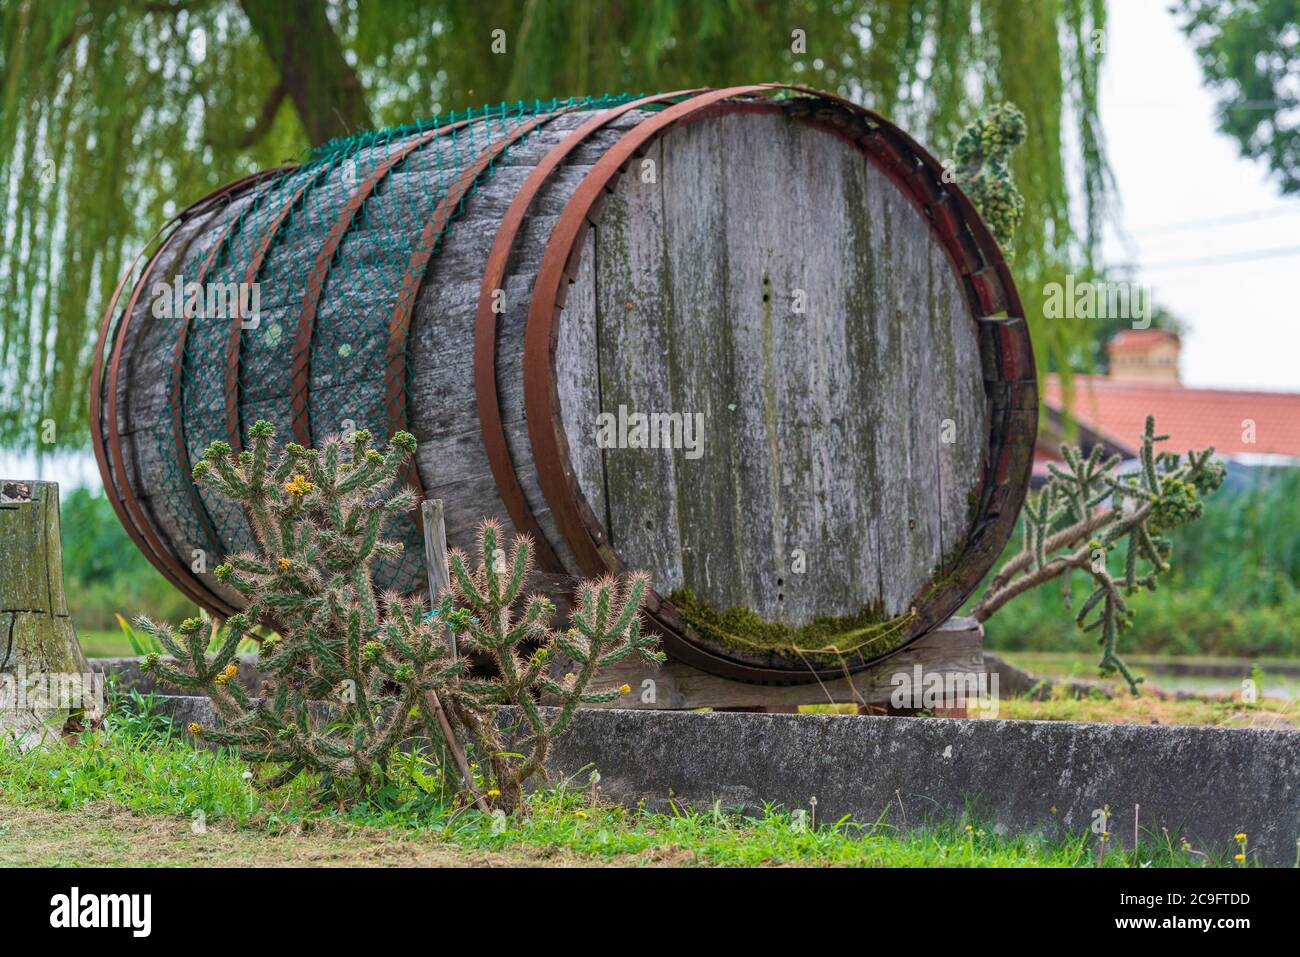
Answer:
[92,655,262,695]
[149,695,1300,866]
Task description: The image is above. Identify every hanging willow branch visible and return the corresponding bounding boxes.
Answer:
[1,0,1109,450]
[971,417,1225,693]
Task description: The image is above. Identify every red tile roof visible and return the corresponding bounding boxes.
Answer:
[1043,375,1300,459]
[1108,329,1180,354]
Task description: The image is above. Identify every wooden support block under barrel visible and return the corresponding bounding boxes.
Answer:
[570,617,985,712]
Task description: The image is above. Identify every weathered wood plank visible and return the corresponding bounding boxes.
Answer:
[584,138,686,585]
[932,243,988,565]
[555,228,609,535]
[654,113,741,606]
[862,158,946,615]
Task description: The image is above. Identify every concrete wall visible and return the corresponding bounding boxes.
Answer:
[153,695,1300,865]
[544,708,1300,865]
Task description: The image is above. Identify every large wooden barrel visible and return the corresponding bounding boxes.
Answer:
[91,85,1036,683]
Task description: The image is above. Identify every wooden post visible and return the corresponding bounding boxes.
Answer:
[419,498,488,811]
[1,480,99,747]
[420,498,453,657]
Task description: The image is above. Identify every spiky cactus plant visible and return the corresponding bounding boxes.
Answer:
[436,522,665,810]
[971,416,1225,691]
[954,101,1027,259]
[138,423,458,794]
[139,422,659,808]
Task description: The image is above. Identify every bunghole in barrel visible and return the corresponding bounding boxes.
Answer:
[91,85,1036,685]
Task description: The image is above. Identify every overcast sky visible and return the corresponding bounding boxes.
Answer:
[1102,0,1300,392]
[5,0,1297,490]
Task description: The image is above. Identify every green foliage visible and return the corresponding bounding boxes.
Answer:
[980,467,1300,659]
[972,417,1225,692]
[1179,0,1300,195]
[116,613,161,657]
[137,423,659,810]
[56,486,197,631]
[0,0,1109,449]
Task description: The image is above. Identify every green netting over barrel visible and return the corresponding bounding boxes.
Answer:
[153,94,645,593]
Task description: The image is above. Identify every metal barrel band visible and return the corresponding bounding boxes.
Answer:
[473,89,706,575]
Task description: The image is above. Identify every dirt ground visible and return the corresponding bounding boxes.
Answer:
[0,798,613,868]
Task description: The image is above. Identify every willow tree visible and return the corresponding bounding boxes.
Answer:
[1,0,1109,451]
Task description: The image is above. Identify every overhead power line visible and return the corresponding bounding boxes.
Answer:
[1130,206,1300,235]
[1128,243,1300,271]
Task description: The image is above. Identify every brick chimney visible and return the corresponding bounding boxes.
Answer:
[1107,329,1181,384]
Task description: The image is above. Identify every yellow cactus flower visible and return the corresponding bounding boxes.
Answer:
[278,557,292,571]
[283,473,314,496]
[214,673,229,685]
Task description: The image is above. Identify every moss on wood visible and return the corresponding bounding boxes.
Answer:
[666,587,915,661]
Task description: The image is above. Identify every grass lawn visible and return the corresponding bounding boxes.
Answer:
[79,629,134,658]
[0,694,1250,868]
[990,691,1298,729]
[806,685,1299,729]
[998,651,1300,699]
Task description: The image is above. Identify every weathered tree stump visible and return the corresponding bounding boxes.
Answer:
[0,480,98,747]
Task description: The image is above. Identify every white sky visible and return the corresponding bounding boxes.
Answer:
[1101,0,1300,392]
[5,0,1297,491]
